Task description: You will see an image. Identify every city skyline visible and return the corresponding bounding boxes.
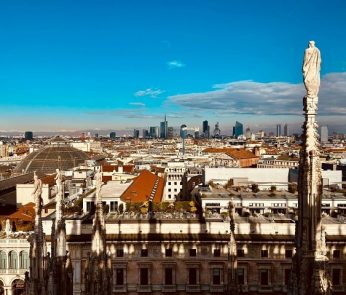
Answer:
[1,0,346,132]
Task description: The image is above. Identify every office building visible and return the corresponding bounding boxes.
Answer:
[321,126,328,143]
[142,129,149,139]
[133,129,140,138]
[203,120,210,138]
[160,115,168,139]
[283,124,289,137]
[149,127,159,138]
[167,127,174,139]
[110,132,116,139]
[276,124,281,137]
[233,121,243,138]
[24,131,33,140]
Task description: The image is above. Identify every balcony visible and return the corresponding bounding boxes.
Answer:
[113,285,127,292]
[186,285,200,292]
[137,285,152,292]
[161,285,176,292]
[210,285,225,292]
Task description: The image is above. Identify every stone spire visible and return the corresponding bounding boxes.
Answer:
[85,169,112,295]
[227,199,238,294]
[292,41,331,295]
[48,169,73,295]
[26,172,49,295]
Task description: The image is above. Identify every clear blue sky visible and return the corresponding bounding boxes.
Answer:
[1,0,346,133]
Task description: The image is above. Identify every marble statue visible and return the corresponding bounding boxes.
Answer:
[55,169,63,195]
[5,219,11,237]
[302,41,321,97]
[32,172,43,213]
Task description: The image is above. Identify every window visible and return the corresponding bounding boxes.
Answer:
[116,249,124,257]
[165,249,172,257]
[141,249,148,257]
[174,182,177,185]
[333,250,340,259]
[115,269,124,285]
[285,249,293,258]
[332,269,341,286]
[237,268,245,285]
[140,268,149,285]
[168,189,171,192]
[86,201,92,212]
[284,269,291,285]
[212,268,221,285]
[213,249,221,257]
[8,251,17,269]
[237,249,245,257]
[165,268,173,285]
[189,249,197,257]
[188,268,197,284]
[0,251,6,269]
[174,189,177,192]
[168,195,171,198]
[110,201,118,212]
[260,269,269,285]
[261,250,268,258]
[168,182,171,185]
[19,251,29,269]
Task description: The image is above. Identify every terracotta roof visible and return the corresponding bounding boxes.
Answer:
[102,164,134,173]
[7,203,35,222]
[203,148,258,159]
[120,170,164,203]
[41,174,57,186]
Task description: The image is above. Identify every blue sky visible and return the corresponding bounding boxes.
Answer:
[1,0,346,133]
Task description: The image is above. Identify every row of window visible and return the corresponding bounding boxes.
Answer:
[115,248,298,259]
[167,181,183,185]
[113,266,225,286]
[113,267,343,287]
[0,251,29,269]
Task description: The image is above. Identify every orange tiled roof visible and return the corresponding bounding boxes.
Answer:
[120,170,164,203]
[102,164,134,173]
[7,203,35,222]
[203,148,258,159]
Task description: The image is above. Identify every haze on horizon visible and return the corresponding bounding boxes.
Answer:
[0,0,345,133]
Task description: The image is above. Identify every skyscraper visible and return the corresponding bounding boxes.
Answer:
[160,115,168,139]
[149,126,159,138]
[24,131,33,140]
[213,122,221,137]
[133,129,140,138]
[109,132,116,139]
[142,129,149,138]
[276,124,281,137]
[233,121,243,138]
[320,126,328,143]
[202,120,210,138]
[167,127,174,139]
[283,124,289,136]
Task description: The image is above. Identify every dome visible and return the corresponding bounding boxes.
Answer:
[14,145,89,174]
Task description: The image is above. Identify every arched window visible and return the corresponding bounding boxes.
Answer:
[19,251,29,269]
[0,251,6,269]
[8,251,18,269]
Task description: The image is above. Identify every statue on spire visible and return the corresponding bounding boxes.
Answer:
[302,41,321,98]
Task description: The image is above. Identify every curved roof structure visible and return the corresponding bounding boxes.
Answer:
[14,145,89,174]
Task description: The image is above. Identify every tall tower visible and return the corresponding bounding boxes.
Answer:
[292,41,330,295]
